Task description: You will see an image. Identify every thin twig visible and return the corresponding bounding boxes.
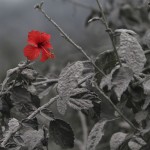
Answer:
[32,79,58,86]
[35,2,106,77]
[78,111,88,149]
[94,82,140,132]
[96,0,122,67]
[1,96,58,147]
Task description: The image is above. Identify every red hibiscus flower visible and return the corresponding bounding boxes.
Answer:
[24,30,54,62]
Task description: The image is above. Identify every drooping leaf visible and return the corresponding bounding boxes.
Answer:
[116,29,146,74]
[57,61,95,115]
[86,120,107,150]
[49,119,74,149]
[111,66,133,100]
[110,132,127,150]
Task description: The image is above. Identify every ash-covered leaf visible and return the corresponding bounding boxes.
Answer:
[21,129,44,150]
[86,120,107,150]
[112,66,133,100]
[95,50,117,75]
[49,119,74,149]
[21,68,38,82]
[116,29,146,74]
[101,66,133,100]
[40,108,54,121]
[8,118,20,131]
[128,136,146,150]
[57,61,94,115]
[110,132,127,150]
[3,118,20,140]
[135,111,148,124]
[68,88,93,111]
[22,118,38,130]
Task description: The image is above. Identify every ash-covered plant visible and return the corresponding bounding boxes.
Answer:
[0,0,150,150]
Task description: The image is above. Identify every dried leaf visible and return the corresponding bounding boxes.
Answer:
[86,120,107,150]
[116,29,146,74]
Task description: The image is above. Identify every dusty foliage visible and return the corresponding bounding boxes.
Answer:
[0,0,150,150]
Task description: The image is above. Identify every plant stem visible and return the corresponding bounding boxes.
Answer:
[35,3,106,77]
[78,111,88,149]
[1,96,58,147]
[94,83,140,132]
[96,0,122,67]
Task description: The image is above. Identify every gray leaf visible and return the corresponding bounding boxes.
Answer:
[110,132,127,150]
[116,29,146,74]
[57,61,94,115]
[101,66,133,100]
[86,120,107,150]
[128,136,146,150]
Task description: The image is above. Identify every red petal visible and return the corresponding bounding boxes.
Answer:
[28,30,41,46]
[24,45,40,61]
[40,49,55,62]
[41,32,52,49]
[28,30,52,49]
